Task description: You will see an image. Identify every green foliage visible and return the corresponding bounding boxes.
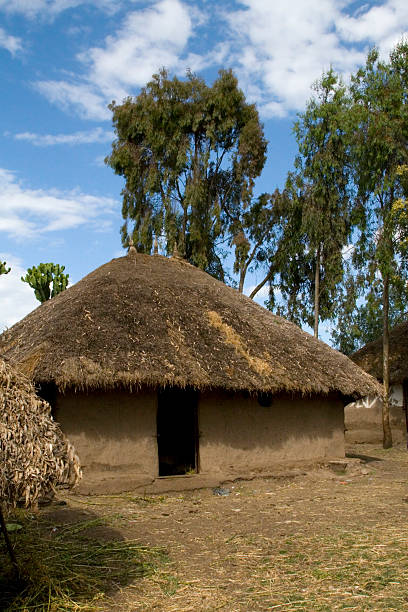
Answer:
[266,70,352,334]
[21,263,69,304]
[333,275,408,354]
[0,261,10,276]
[106,68,267,280]
[228,190,284,293]
[333,42,408,355]
[391,165,408,255]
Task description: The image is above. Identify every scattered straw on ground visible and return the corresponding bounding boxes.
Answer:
[2,444,408,611]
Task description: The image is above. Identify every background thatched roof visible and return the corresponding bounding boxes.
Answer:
[351,321,408,384]
[0,253,380,400]
[0,358,81,510]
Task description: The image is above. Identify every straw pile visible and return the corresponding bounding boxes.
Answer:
[0,358,81,510]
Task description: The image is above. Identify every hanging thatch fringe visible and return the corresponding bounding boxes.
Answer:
[0,253,381,400]
[0,358,81,512]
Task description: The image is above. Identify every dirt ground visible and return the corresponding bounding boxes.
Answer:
[5,443,408,611]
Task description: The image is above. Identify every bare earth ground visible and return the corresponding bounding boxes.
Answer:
[3,443,408,611]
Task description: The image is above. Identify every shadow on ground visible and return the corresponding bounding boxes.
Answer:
[0,502,167,611]
[346,451,383,463]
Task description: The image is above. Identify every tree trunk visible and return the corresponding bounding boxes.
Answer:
[314,245,321,338]
[382,272,393,449]
[239,238,264,295]
[249,269,274,300]
[239,268,245,293]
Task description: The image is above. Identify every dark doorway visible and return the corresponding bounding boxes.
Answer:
[157,387,199,476]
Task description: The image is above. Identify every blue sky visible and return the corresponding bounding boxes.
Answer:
[0,0,407,337]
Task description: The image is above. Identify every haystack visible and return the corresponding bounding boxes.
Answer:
[0,252,381,492]
[0,358,81,511]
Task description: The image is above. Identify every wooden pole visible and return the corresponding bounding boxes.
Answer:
[0,504,19,575]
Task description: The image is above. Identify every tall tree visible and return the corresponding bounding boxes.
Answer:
[332,273,408,355]
[227,190,285,295]
[21,263,69,304]
[268,70,352,336]
[106,69,267,280]
[0,261,10,276]
[341,43,408,448]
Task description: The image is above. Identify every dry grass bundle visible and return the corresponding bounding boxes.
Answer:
[0,358,81,511]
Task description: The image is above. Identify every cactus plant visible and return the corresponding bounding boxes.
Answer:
[21,263,69,304]
[0,261,10,276]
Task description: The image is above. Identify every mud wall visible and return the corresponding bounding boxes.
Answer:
[198,392,345,474]
[55,390,158,478]
[345,390,406,444]
[55,389,345,490]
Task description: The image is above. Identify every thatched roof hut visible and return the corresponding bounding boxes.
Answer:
[0,358,81,510]
[0,252,381,492]
[0,252,379,400]
[346,324,408,445]
[351,322,408,384]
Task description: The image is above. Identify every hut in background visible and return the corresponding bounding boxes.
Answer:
[0,358,81,512]
[0,252,380,493]
[347,322,408,444]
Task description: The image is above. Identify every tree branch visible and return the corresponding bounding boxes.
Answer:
[249,268,274,300]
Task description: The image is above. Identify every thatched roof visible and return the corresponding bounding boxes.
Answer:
[0,358,81,510]
[351,321,408,384]
[0,252,380,401]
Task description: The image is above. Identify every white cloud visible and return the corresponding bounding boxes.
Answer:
[81,0,193,94]
[35,80,111,120]
[31,0,408,121]
[341,243,355,261]
[93,155,107,167]
[0,0,120,19]
[225,0,408,117]
[34,0,215,119]
[0,168,117,240]
[337,0,408,48]
[0,27,23,55]
[0,254,38,331]
[12,127,113,146]
[245,282,269,301]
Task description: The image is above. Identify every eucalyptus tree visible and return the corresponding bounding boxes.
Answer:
[270,70,352,336]
[333,274,408,355]
[343,42,408,447]
[226,190,286,295]
[106,69,267,280]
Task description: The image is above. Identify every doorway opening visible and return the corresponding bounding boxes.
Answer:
[157,387,199,476]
